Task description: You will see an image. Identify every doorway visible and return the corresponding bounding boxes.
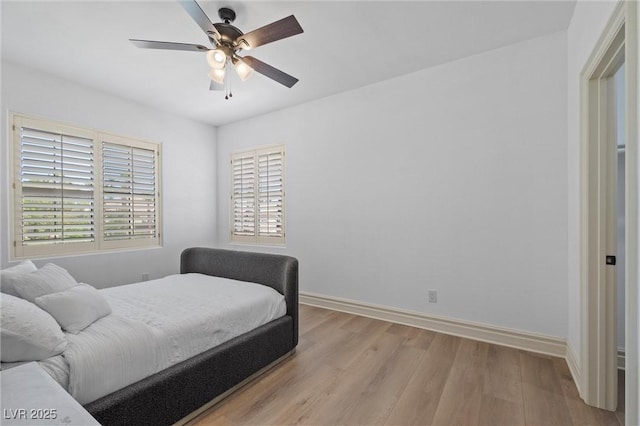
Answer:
[579,4,624,412]
[579,2,639,421]
[613,62,625,413]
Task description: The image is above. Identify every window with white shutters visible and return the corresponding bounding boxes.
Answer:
[18,126,95,250]
[102,140,157,244]
[232,153,255,238]
[11,113,161,259]
[258,150,284,238]
[231,146,285,244]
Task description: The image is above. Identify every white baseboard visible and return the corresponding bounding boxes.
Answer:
[300,292,566,358]
[564,344,623,401]
[566,343,582,396]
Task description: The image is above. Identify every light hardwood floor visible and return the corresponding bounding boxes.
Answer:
[188,305,625,426]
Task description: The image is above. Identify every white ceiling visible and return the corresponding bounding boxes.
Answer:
[2,0,576,127]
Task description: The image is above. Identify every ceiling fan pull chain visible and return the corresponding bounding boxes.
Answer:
[223,61,233,100]
[224,62,230,100]
[227,71,233,99]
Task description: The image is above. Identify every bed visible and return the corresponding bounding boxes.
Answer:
[1,247,299,426]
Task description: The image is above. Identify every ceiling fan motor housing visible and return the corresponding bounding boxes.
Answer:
[213,22,244,55]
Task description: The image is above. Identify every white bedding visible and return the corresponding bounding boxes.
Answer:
[37,273,287,404]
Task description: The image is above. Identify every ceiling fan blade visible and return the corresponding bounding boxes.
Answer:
[130,39,209,52]
[236,15,303,50]
[209,81,224,91]
[178,0,221,43]
[242,56,299,88]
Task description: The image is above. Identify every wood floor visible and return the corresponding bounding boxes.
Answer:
[188,305,625,426]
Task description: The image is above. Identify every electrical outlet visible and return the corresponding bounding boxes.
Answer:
[142,272,150,282]
[428,290,438,303]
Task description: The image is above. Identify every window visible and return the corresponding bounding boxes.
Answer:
[11,113,161,259]
[102,136,158,245]
[231,145,285,244]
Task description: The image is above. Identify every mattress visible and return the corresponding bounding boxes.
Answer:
[35,273,287,404]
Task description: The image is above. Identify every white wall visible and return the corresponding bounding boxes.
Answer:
[216,32,568,338]
[566,0,620,362]
[1,60,218,288]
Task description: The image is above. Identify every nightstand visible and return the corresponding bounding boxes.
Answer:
[0,362,100,425]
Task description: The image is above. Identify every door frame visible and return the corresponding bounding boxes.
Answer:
[579,1,638,420]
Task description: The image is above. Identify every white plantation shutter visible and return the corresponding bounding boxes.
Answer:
[231,146,285,244]
[11,114,162,259]
[15,121,95,257]
[102,141,158,243]
[258,150,284,238]
[232,153,256,238]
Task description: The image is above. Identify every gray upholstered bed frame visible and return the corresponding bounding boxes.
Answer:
[84,247,299,425]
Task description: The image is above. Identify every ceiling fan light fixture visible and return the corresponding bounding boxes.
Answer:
[131,2,304,96]
[206,48,226,69]
[208,68,225,84]
[233,58,254,81]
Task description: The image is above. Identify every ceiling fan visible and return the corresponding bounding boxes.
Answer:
[130,1,303,98]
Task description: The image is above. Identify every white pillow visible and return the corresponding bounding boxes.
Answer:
[1,294,67,362]
[35,284,112,334]
[14,263,78,303]
[1,260,38,297]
